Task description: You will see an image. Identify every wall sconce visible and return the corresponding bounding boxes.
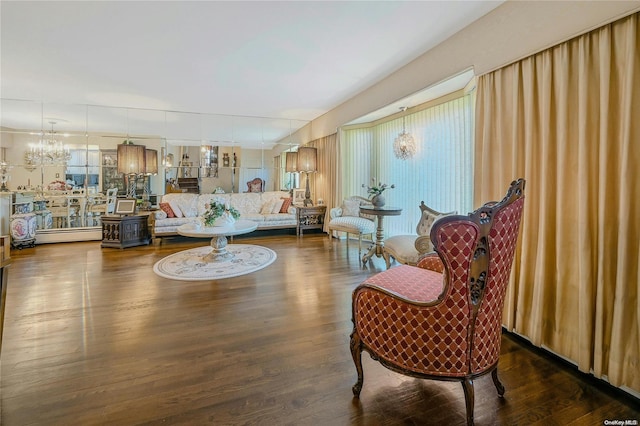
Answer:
[393,107,417,160]
[296,146,317,206]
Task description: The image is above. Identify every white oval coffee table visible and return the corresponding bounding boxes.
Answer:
[177,219,257,262]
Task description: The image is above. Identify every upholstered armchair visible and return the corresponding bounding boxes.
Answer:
[327,196,376,255]
[382,201,455,269]
[246,178,265,193]
[350,179,525,425]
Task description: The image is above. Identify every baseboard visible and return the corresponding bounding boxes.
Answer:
[502,328,640,409]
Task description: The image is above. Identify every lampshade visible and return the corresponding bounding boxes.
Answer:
[145,148,158,175]
[117,143,146,175]
[296,147,317,173]
[285,151,298,172]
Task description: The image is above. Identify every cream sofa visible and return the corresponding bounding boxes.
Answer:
[153,191,296,240]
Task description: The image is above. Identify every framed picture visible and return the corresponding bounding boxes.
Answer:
[293,188,306,206]
[114,198,137,215]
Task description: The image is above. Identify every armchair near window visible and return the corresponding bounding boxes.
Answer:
[327,196,375,255]
[382,201,455,269]
[350,179,525,425]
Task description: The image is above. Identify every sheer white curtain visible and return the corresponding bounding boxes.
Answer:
[340,94,474,237]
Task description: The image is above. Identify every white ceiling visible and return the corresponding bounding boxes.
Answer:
[1,1,503,147]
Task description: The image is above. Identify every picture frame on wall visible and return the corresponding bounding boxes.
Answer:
[293,189,306,206]
[114,199,137,215]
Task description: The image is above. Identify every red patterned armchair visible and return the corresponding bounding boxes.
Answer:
[350,179,525,425]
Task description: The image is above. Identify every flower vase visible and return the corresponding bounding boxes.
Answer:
[213,212,236,228]
[371,195,385,208]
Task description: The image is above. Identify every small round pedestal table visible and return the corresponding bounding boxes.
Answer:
[177,219,258,262]
[359,205,402,265]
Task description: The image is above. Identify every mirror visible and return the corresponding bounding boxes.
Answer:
[0,98,308,236]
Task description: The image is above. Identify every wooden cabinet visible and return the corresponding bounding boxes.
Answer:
[101,214,151,249]
[296,205,327,236]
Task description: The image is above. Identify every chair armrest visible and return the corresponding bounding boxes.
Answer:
[416,253,444,273]
[414,235,434,254]
[329,207,343,219]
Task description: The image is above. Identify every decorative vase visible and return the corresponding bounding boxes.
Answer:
[213,212,236,228]
[371,195,385,208]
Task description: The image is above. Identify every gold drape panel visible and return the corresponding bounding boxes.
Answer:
[305,134,337,230]
[475,13,639,392]
[273,154,281,191]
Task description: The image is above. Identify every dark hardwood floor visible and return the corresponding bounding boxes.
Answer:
[1,231,638,425]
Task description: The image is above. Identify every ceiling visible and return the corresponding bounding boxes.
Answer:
[1,1,503,148]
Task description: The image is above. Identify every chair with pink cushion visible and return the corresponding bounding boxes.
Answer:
[350,179,525,425]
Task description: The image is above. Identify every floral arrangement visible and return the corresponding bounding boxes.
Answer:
[203,200,240,226]
[362,179,395,197]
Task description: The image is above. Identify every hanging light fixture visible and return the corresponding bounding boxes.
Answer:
[393,107,417,160]
[24,121,71,170]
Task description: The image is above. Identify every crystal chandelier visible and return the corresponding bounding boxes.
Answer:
[24,121,71,170]
[393,107,417,160]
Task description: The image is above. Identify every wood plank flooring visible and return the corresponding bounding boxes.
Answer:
[1,232,638,425]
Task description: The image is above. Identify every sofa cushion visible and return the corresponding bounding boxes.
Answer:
[342,199,361,217]
[329,216,375,234]
[159,202,175,218]
[154,217,195,227]
[271,199,285,213]
[280,197,292,213]
[260,199,277,214]
[231,192,262,215]
[168,199,183,217]
[154,209,168,220]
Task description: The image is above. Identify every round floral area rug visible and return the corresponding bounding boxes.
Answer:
[153,244,277,281]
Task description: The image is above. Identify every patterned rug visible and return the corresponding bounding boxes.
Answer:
[153,244,277,281]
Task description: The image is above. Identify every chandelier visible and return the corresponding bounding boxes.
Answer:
[24,121,71,170]
[393,107,417,160]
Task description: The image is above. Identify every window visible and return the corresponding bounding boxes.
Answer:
[340,94,474,237]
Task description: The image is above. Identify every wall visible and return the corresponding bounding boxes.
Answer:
[302,1,640,143]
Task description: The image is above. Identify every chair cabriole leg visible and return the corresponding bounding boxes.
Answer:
[350,329,364,397]
[461,377,475,426]
[491,368,505,396]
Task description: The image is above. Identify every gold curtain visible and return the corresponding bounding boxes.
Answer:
[475,12,640,392]
[305,133,337,229]
[273,154,281,191]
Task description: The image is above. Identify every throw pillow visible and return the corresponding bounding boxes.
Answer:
[260,199,276,215]
[342,199,361,217]
[271,199,285,214]
[159,202,175,218]
[154,210,168,220]
[168,199,183,218]
[178,202,198,218]
[280,197,293,213]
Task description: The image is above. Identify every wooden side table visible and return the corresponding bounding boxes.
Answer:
[359,206,402,265]
[296,205,327,236]
[101,214,151,249]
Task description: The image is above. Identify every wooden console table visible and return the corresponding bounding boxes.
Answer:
[101,214,151,249]
[297,205,327,236]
